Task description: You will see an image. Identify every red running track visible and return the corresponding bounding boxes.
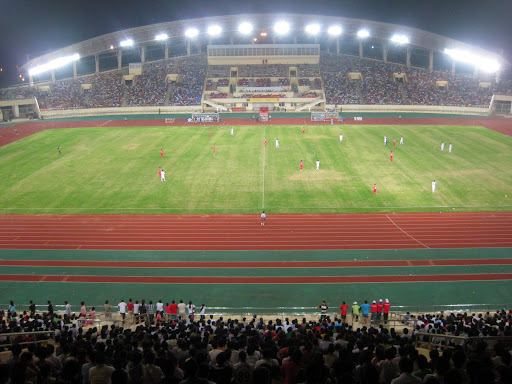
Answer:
[0,212,512,250]
[2,259,512,268]
[0,273,511,284]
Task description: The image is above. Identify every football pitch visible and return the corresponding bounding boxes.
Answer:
[0,124,511,214]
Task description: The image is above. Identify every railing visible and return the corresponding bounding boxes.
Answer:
[0,331,54,349]
[414,332,512,352]
[2,303,509,319]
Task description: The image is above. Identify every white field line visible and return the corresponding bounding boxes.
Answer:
[1,205,512,211]
[96,120,112,127]
[262,126,266,209]
[386,214,430,249]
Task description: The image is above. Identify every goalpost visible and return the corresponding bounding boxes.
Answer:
[190,113,220,123]
[311,111,340,121]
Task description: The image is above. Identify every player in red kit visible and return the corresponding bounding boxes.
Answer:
[302,127,305,134]
[373,184,377,195]
[158,168,161,180]
[390,151,394,162]
[213,144,216,153]
[300,160,303,171]
[393,138,396,147]
[264,138,267,147]
[161,149,164,159]
[209,130,211,138]
[340,301,350,322]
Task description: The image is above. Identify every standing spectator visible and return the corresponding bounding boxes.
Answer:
[133,301,140,323]
[318,301,328,321]
[377,299,384,323]
[360,301,371,324]
[177,300,187,318]
[371,300,378,324]
[118,299,127,320]
[352,301,361,322]
[47,301,54,316]
[8,300,16,318]
[383,299,391,323]
[199,303,206,320]
[65,301,72,316]
[80,302,87,318]
[340,301,350,322]
[147,301,155,324]
[156,300,164,316]
[89,352,114,384]
[29,300,36,317]
[186,301,196,320]
[170,300,178,320]
[104,301,112,320]
[127,298,134,316]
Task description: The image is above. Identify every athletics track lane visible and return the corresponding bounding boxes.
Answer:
[0,212,511,250]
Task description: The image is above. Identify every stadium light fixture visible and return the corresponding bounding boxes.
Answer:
[327,25,342,36]
[207,25,222,36]
[274,21,290,35]
[260,32,267,37]
[238,22,253,35]
[391,34,409,44]
[155,33,169,41]
[305,24,321,35]
[357,29,370,38]
[444,48,501,73]
[185,28,199,38]
[28,53,80,76]
[120,39,134,47]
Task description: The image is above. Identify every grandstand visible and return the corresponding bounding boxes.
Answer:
[1,13,511,120]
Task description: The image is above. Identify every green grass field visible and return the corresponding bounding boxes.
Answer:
[1,124,511,213]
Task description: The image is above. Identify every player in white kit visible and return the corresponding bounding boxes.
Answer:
[432,180,436,193]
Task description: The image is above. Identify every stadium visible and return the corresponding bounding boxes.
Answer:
[1,10,512,383]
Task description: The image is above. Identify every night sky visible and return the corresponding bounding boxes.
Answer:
[0,0,510,85]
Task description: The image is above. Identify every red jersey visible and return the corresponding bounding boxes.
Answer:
[170,303,178,314]
[302,127,305,134]
[264,139,267,147]
[300,161,303,170]
[209,131,211,137]
[158,168,161,177]
[127,302,134,312]
[213,145,216,153]
[383,302,391,314]
[390,153,393,161]
[373,185,377,194]
[393,139,396,147]
[161,150,164,158]
[340,304,349,316]
[377,302,384,312]
[371,303,378,313]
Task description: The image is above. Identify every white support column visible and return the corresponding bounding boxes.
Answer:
[165,44,169,59]
[382,44,388,63]
[294,36,297,44]
[73,61,77,79]
[336,39,340,54]
[406,46,411,68]
[95,54,99,74]
[230,36,234,45]
[29,74,34,86]
[496,69,501,83]
[429,50,434,72]
[359,41,363,58]
[186,41,191,56]
[51,70,56,83]
[451,59,456,75]
[117,50,122,70]
[141,47,146,64]
[12,105,20,118]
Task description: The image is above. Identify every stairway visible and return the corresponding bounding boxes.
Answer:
[203,99,228,111]
[399,84,408,104]
[121,84,128,107]
[295,97,325,112]
[164,83,173,106]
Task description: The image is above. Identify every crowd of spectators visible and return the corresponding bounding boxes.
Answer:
[1,298,512,384]
[217,79,229,87]
[125,63,172,107]
[208,66,231,77]
[238,64,288,77]
[168,55,206,106]
[297,64,320,77]
[207,92,228,99]
[298,78,310,86]
[298,91,319,98]
[256,78,271,87]
[278,78,290,86]
[237,78,249,87]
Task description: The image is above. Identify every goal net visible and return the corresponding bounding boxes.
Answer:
[190,113,220,123]
[311,111,339,121]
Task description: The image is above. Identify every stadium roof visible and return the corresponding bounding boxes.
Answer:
[20,13,508,73]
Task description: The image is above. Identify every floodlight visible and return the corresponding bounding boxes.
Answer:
[305,24,321,35]
[28,53,80,76]
[185,28,199,38]
[207,25,222,36]
[391,34,409,44]
[238,22,253,35]
[274,21,290,35]
[120,39,133,47]
[155,33,169,41]
[110,45,114,50]
[357,29,370,38]
[260,32,267,37]
[444,48,501,73]
[253,38,258,42]
[327,25,342,36]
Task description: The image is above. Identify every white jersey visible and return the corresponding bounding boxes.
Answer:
[275,140,279,148]
[432,181,436,193]
[316,161,320,170]
[340,134,343,142]
[400,137,404,145]
[441,143,445,151]
[449,144,452,152]
[161,171,166,180]
[231,128,234,135]
[261,213,266,220]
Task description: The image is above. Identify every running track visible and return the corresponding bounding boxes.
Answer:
[0,212,511,250]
